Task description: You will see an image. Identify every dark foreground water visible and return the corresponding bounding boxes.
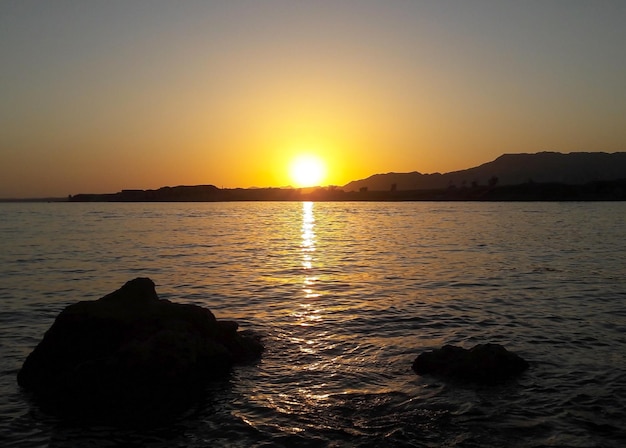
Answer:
[1,201,625,447]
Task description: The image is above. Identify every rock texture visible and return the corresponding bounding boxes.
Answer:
[412,344,528,385]
[17,278,263,424]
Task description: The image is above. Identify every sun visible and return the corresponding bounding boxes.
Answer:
[289,154,327,188]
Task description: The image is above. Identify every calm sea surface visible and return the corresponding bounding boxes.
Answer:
[1,202,625,447]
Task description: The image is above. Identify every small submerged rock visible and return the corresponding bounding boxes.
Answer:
[17,278,263,424]
[412,343,528,385]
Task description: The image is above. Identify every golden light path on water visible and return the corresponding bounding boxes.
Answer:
[292,201,323,359]
[301,201,319,300]
[293,202,332,416]
[243,201,425,436]
[234,202,336,436]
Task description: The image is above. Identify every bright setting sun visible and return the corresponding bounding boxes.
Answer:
[289,154,327,188]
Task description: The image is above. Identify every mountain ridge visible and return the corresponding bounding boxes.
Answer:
[342,151,626,191]
[60,151,626,202]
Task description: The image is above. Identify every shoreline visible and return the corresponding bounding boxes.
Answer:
[3,178,626,202]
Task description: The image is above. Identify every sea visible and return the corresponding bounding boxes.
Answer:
[1,201,625,447]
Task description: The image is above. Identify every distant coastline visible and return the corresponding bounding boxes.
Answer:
[4,152,626,202]
[0,197,69,203]
[63,179,626,202]
[62,151,626,202]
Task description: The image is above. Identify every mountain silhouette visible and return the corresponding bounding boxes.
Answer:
[65,151,626,202]
[342,152,626,191]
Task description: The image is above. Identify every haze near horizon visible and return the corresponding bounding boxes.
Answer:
[1,1,625,198]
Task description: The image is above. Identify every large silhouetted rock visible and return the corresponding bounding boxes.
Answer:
[17,278,263,424]
[412,344,528,385]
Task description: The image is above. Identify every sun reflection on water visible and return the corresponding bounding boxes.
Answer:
[267,200,342,418]
[301,201,319,299]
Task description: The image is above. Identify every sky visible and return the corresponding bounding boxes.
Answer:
[1,0,625,198]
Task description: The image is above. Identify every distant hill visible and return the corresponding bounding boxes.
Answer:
[342,152,626,191]
[67,151,626,202]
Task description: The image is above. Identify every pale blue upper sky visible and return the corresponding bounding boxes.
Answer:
[1,1,625,197]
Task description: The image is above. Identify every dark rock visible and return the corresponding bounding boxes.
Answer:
[412,343,528,385]
[17,278,263,424]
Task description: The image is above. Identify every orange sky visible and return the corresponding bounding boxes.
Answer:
[1,1,625,197]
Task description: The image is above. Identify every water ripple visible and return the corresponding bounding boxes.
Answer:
[1,202,625,447]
